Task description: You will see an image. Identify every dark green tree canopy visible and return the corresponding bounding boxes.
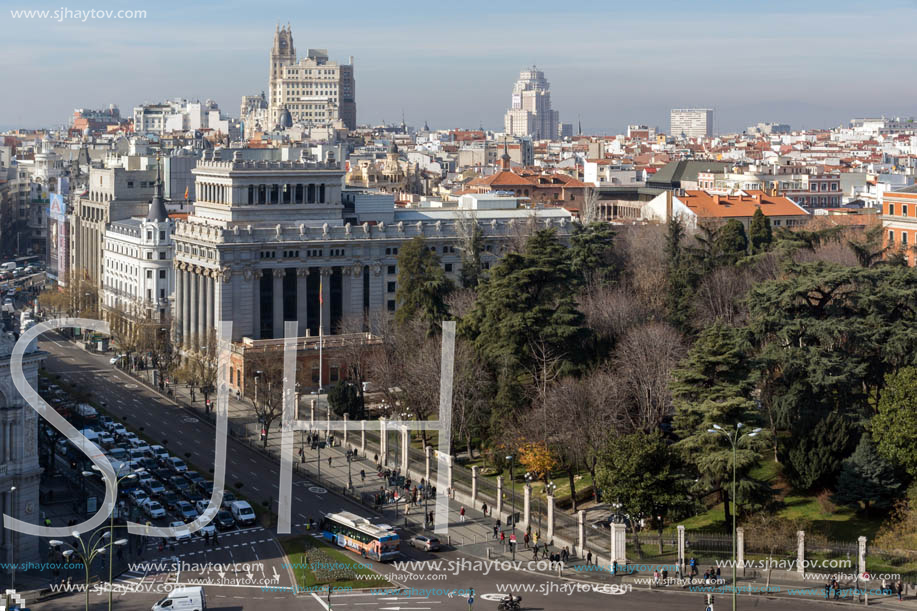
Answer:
[395,236,453,334]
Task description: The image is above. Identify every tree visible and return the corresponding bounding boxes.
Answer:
[455,212,485,289]
[244,349,287,448]
[596,431,690,526]
[451,338,493,459]
[715,219,749,264]
[663,215,696,332]
[782,411,856,490]
[671,323,770,524]
[871,367,917,480]
[187,330,218,410]
[327,381,363,419]
[394,236,452,334]
[569,221,618,286]
[748,208,773,254]
[517,441,558,485]
[833,433,902,515]
[847,224,891,268]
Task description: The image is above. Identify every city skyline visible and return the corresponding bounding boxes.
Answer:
[3,0,917,134]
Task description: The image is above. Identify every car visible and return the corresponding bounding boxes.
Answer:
[125,436,144,448]
[128,488,149,506]
[142,499,166,519]
[214,510,235,530]
[184,489,204,504]
[149,445,169,462]
[108,448,129,464]
[111,425,128,438]
[98,432,116,447]
[409,535,441,551]
[194,500,212,515]
[197,523,216,538]
[168,521,192,542]
[129,446,153,460]
[143,478,166,496]
[109,354,126,365]
[168,457,187,473]
[151,467,172,483]
[160,491,180,511]
[176,501,197,521]
[197,481,214,495]
[98,415,113,429]
[220,492,237,509]
[169,476,190,493]
[183,470,204,484]
[230,501,256,526]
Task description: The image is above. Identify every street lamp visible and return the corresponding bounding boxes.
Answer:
[8,486,15,591]
[707,423,761,611]
[505,455,516,560]
[83,466,140,611]
[50,529,128,611]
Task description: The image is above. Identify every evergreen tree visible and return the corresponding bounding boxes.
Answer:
[748,208,772,254]
[871,367,917,479]
[569,221,618,286]
[394,236,452,334]
[833,433,902,514]
[782,411,856,490]
[327,381,363,419]
[664,215,696,332]
[715,219,749,264]
[672,323,770,524]
[459,222,485,288]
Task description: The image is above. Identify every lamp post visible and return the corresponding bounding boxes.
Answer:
[707,423,761,611]
[505,455,515,560]
[83,466,141,611]
[50,529,128,611]
[8,486,15,591]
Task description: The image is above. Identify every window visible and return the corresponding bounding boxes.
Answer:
[889,230,895,244]
[159,231,165,240]
[387,281,396,293]
[903,232,909,246]
[387,299,396,312]
[147,289,152,300]
[147,231,152,240]
[889,203,895,215]
[904,205,909,217]
[330,365,340,383]
[445,263,453,272]
[146,252,152,260]
[128,181,134,188]
[159,252,166,260]
[159,270,166,279]
[387,265,396,274]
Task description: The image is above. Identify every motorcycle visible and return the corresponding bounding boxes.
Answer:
[497,595,522,610]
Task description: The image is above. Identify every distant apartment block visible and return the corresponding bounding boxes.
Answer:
[670,108,713,139]
[504,66,560,140]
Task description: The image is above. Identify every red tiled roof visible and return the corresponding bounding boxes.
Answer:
[680,190,808,218]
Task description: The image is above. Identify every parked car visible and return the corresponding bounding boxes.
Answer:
[109,354,126,366]
[194,500,212,516]
[128,488,149,506]
[176,501,197,521]
[169,476,190,493]
[197,523,216,538]
[197,481,214,496]
[184,490,204,504]
[230,501,256,526]
[169,521,192,542]
[160,491,180,511]
[143,478,166,497]
[409,535,441,552]
[143,499,166,519]
[214,510,235,530]
[149,445,169,462]
[220,492,237,509]
[168,457,187,473]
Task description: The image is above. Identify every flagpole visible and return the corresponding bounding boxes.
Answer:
[319,276,323,394]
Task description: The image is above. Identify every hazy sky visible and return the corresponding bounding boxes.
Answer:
[2,0,916,134]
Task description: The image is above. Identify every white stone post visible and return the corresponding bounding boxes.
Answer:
[577,510,586,557]
[523,484,531,530]
[379,417,387,466]
[471,466,478,506]
[611,523,627,565]
[677,524,686,575]
[424,445,431,482]
[360,420,366,455]
[399,426,409,474]
[546,494,555,542]
[797,531,806,577]
[736,527,745,576]
[310,399,315,426]
[858,536,867,577]
[496,476,504,519]
[343,413,349,446]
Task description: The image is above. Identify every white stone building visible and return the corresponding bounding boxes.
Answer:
[0,332,44,567]
[133,99,237,138]
[670,108,714,139]
[101,169,174,323]
[504,67,559,141]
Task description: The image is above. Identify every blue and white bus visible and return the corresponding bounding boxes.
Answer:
[319,511,401,561]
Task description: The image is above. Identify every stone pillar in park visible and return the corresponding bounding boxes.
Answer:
[360,420,366,455]
[797,531,806,577]
[546,494,555,542]
[611,523,627,565]
[736,527,745,576]
[495,476,504,519]
[424,445,432,483]
[523,484,531,530]
[471,467,478,506]
[342,414,349,446]
[577,510,586,557]
[677,525,686,575]
[379,417,387,466]
[400,426,409,474]
[858,536,867,577]
[310,399,315,425]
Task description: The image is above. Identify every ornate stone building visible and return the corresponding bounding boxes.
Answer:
[0,332,44,567]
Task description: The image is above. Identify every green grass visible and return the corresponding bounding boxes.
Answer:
[279,535,392,589]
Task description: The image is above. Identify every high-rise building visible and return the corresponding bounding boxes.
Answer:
[264,25,356,130]
[504,67,559,140]
[670,108,714,139]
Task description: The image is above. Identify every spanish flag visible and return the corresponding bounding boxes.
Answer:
[319,278,323,305]
[184,186,189,200]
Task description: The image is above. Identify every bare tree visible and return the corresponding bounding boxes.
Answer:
[579,187,602,224]
[244,348,286,447]
[616,224,669,316]
[579,282,648,349]
[451,339,493,458]
[527,337,564,443]
[505,212,539,255]
[694,266,751,327]
[613,322,686,433]
[445,288,478,322]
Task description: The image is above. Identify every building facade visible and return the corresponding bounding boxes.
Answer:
[881,185,917,265]
[670,108,714,139]
[0,333,44,567]
[263,25,356,130]
[172,150,573,358]
[696,166,842,209]
[504,67,559,140]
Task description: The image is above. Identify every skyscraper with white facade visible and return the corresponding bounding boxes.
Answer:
[670,108,714,139]
[504,67,559,140]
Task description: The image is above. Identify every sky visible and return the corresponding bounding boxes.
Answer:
[2,0,917,135]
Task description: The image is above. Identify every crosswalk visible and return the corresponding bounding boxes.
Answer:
[113,555,180,592]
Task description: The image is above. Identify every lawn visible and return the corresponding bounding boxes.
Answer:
[279,534,392,590]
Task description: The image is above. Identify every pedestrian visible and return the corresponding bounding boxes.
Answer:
[328,456,332,467]
[689,557,697,577]
[612,560,618,576]
[523,532,529,548]
[493,524,499,539]
[459,506,465,522]
[360,469,365,482]
[533,531,539,546]
[662,568,668,582]
[587,551,593,566]
[653,570,660,586]
[428,510,434,525]
[204,530,210,545]
[896,580,903,601]
[482,502,488,516]
[542,543,549,559]
[500,531,505,544]
[715,567,721,580]
[832,578,840,600]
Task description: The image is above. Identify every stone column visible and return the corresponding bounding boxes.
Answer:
[351,264,364,319]
[310,399,315,426]
[205,272,214,342]
[197,268,206,348]
[320,268,331,333]
[611,523,626,565]
[546,494,555,542]
[424,445,431,482]
[379,417,387,466]
[179,266,189,347]
[342,267,353,318]
[445,454,454,493]
[857,536,867,577]
[360,420,366,454]
[797,531,806,577]
[189,267,199,347]
[343,414,349,446]
[296,268,309,336]
[736,527,745,576]
[523,484,531,530]
[252,270,262,339]
[470,466,478,506]
[496,476,503,518]
[272,268,284,339]
[677,525,686,574]
[577,510,586,557]
[400,426,409,474]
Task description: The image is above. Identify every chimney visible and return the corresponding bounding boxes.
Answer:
[713,194,721,206]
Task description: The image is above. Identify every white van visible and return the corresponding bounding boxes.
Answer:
[150,585,205,610]
[230,500,256,526]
